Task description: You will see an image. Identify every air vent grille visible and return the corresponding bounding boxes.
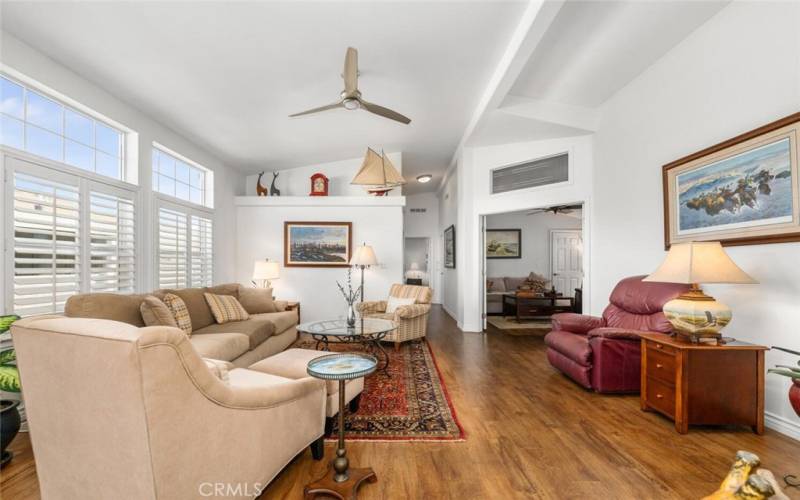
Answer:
[491,152,568,194]
[409,208,427,213]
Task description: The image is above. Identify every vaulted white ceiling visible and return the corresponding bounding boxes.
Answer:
[1,1,730,194]
[0,1,525,194]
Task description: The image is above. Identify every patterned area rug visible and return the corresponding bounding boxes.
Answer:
[294,336,464,442]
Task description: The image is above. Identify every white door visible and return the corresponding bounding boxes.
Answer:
[550,230,583,297]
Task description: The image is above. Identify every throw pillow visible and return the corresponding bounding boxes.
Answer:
[204,293,250,324]
[525,272,550,294]
[237,287,278,314]
[386,296,416,314]
[140,296,178,328]
[162,293,193,335]
[202,358,231,384]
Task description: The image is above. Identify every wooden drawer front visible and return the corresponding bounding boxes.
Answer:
[647,339,677,355]
[646,348,676,385]
[646,377,676,417]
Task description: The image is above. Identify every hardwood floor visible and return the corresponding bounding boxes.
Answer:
[2,306,799,499]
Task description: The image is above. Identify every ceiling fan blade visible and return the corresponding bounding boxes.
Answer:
[359,99,411,124]
[344,47,358,94]
[289,101,344,118]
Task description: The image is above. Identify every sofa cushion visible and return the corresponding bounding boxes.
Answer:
[487,279,506,292]
[140,296,178,328]
[226,368,295,389]
[206,283,240,299]
[250,311,298,334]
[544,330,592,366]
[64,293,148,327]
[238,287,279,314]
[249,348,360,396]
[155,288,213,330]
[189,333,250,361]
[162,293,193,335]
[193,316,276,349]
[504,277,527,290]
[204,293,249,324]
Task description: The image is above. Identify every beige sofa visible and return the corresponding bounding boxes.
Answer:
[64,284,297,367]
[11,316,326,500]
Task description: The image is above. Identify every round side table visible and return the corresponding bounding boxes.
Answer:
[304,353,378,500]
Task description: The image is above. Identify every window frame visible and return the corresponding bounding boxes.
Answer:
[1,69,139,186]
[151,142,214,209]
[3,152,140,314]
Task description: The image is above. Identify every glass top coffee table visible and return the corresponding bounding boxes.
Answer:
[297,318,397,375]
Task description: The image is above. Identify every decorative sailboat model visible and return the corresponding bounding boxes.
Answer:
[350,148,406,196]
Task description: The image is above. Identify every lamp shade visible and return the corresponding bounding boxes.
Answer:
[350,244,378,266]
[644,241,756,285]
[252,260,280,281]
[410,262,419,270]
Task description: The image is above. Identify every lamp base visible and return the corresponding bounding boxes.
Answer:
[663,287,731,343]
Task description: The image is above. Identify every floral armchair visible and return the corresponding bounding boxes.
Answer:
[356,284,432,350]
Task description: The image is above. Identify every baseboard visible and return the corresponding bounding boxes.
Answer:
[765,411,800,441]
[442,304,457,321]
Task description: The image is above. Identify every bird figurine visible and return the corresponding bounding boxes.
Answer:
[256,172,268,197]
[703,451,787,500]
[270,172,281,196]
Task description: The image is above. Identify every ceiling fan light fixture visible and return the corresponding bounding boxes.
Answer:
[416,174,433,183]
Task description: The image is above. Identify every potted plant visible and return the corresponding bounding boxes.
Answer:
[768,346,800,418]
[0,314,21,468]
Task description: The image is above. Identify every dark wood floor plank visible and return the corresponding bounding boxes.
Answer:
[1,306,798,499]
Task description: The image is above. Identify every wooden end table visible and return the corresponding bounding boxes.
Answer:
[640,333,767,434]
[286,301,300,322]
[305,353,378,499]
[502,292,575,322]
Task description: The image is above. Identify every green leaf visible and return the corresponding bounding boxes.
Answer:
[768,368,800,380]
[774,364,800,373]
[772,346,800,357]
[0,365,20,392]
[0,315,20,334]
[0,349,15,365]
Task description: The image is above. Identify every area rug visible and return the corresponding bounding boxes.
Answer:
[293,336,465,442]
[487,316,551,335]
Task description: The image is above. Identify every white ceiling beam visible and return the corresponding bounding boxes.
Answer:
[439,0,565,191]
[498,95,599,132]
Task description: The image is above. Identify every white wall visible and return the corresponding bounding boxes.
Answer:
[235,202,404,323]
[404,192,441,302]
[438,169,459,320]
[457,135,594,331]
[0,32,245,305]
[244,152,402,197]
[592,1,800,437]
[486,211,581,279]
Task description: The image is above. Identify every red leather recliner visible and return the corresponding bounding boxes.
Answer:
[544,275,689,393]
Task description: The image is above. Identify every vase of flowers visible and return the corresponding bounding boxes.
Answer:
[337,269,362,328]
[768,346,800,418]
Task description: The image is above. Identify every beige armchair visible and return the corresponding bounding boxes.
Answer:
[12,316,326,500]
[356,283,432,350]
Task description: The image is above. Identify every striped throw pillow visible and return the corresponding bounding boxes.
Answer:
[163,293,193,336]
[204,293,250,324]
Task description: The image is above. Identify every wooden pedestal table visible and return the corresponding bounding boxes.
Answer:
[305,353,378,500]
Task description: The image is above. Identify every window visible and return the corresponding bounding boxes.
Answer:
[152,146,207,206]
[1,75,125,180]
[157,206,212,288]
[7,158,136,315]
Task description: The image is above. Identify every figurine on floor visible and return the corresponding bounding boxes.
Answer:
[256,172,268,197]
[703,451,788,500]
[270,172,281,196]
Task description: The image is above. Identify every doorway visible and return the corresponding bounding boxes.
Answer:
[482,203,584,332]
[403,237,430,286]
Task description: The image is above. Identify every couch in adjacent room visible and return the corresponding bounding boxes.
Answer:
[64,284,298,367]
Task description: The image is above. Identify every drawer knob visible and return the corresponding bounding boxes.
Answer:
[656,394,664,399]
[655,343,663,349]
[656,363,663,369]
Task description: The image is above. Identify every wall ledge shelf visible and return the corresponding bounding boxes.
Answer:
[235,195,406,207]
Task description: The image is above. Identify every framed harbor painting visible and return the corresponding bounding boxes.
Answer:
[662,112,800,248]
[486,229,521,258]
[284,222,352,267]
[444,225,455,268]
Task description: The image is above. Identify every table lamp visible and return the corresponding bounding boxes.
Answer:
[252,259,280,288]
[644,241,756,343]
[349,243,377,301]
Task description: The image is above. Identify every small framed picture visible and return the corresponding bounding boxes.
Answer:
[486,229,521,259]
[444,225,456,268]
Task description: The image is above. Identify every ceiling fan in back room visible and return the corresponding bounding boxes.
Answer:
[289,47,411,125]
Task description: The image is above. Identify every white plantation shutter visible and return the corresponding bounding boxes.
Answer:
[158,207,188,289]
[190,215,213,287]
[12,170,81,315]
[89,191,135,292]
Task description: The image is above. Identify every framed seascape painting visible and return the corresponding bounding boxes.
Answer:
[284,222,352,267]
[444,225,455,268]
[486,229,521,259]
[663,112,800,248]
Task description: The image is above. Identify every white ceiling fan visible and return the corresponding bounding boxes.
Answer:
[289,47,411,125]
